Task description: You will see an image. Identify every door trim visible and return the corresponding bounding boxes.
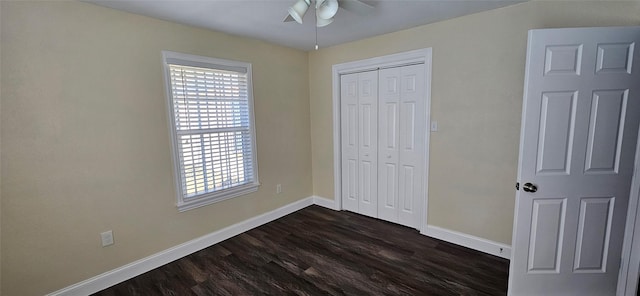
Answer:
[331,48,432,231]
[618,128,640,295]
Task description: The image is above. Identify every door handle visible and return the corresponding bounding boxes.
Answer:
[523,182,537,193]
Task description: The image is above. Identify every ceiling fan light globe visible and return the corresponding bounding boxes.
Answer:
[288,0,310,24]
[316,0,339,20]
[316,15,334,27]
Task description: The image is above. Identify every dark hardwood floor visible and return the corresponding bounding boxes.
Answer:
[93,205,509,296]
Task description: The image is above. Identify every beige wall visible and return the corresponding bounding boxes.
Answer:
[3,0,640,295]
[0,1,311,295]
[309,1,640,245]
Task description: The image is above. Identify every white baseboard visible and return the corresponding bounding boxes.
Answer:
[422,225,511,260]
[312,197,510,260]
[48,196,510,295]
[312,195,339,210]
[47,196,315,296]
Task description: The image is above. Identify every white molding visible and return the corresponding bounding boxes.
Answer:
[47,197,315,296]
[161,51,260,213]
[47,195,515,296]
[423,225,511,260]
[331,48,433,230]
[314,194,511,262]
[618,128,640,295]
[313,195,339,210]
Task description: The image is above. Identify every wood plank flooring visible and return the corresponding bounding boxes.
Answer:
[93,205,509,295]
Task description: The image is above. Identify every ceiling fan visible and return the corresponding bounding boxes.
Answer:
[283,0,374,27]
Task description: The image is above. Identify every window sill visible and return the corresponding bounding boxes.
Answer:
[177,182,260,212]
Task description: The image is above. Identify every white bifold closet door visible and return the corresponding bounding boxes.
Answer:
[341,70,379,218]
[378,64,426,228]
[341,64,426,229]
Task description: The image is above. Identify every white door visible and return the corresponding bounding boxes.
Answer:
[378,64,426,229]
[341,70,378,217]
[509,27,640,295]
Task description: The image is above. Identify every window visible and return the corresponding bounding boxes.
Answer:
[162,51,259,211]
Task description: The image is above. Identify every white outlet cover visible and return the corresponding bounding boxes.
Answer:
[101,230,114,247]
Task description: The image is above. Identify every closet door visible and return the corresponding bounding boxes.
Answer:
[341,71,378,217]
[378,68,401,222]
[397,64,426,228]
[378,64,426,229]
[341,73,359,212]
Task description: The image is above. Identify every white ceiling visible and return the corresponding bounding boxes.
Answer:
[85,0,526,51]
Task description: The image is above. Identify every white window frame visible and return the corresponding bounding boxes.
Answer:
[161,51,260,212]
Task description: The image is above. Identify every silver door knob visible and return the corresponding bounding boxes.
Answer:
[523,182,537,193]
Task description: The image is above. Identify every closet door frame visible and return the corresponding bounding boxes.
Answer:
[332,48,433,232]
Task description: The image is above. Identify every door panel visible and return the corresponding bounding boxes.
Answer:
[340,71,378,217]
[347,159,357,202]
[341,73,359,212]
[536,91,576,175]
[544,44,583,76]
[378,64,425,228]
[402,165,415,211]
[385,103,397,149]
[528,198,566,273]
[585,90,627,173]
[403,102,416,150]
[358,71,378,217]
[384,163,397,208]
[378,68,400,222]
[596,43,634,74]
[360,161,373,203]
[509,26,640,296]
[397,64,426,228]
[574,197,614,272]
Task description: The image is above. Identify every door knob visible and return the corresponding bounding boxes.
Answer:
[523,182,537,193]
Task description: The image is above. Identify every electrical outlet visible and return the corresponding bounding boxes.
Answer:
[101,230,114,247]
[276,184,282,194]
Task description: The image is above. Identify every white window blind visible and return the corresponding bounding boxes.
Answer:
[163,51,259,211]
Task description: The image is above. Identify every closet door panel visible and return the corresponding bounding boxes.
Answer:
[398,64,426,229]
[358,70,379,218]
[378,68,401,223]
[341,73,359,212]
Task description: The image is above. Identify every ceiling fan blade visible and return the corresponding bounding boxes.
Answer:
[339,0,374,15]
[283,14,295,22]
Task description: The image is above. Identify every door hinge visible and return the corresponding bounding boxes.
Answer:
[516,182,520,190]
